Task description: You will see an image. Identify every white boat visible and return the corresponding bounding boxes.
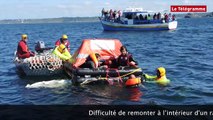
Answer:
[100,8,178,31]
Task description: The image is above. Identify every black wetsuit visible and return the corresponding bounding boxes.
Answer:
[117,53,137,67]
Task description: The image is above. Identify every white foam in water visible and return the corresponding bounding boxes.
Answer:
[26,80,71,88]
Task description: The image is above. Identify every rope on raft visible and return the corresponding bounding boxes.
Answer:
[80,68,142,85]
[99,68,142,80]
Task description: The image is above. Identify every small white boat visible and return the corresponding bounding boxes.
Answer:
[100,8,178,31]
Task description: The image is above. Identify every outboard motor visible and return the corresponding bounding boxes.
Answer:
[35,41,46,53]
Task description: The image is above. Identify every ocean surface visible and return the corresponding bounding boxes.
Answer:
[0,18,212,105]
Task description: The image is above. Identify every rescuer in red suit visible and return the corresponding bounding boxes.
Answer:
[17,34,35,59]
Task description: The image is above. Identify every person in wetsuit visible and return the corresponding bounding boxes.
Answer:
[80,53,108,69]
[144,67,170,86]
[116,46,138,68]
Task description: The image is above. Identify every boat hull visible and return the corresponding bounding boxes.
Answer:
[14,50,63,76]
[100,20,178,31]
[15,63,63,76]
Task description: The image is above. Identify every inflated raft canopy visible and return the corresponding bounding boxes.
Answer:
[71,39,123,68]
[63,39,142,85]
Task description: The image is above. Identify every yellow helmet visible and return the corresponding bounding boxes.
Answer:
[58,44,66,53]
[22,34,28,39]
[157,67,166,77]
[61,34,68,39]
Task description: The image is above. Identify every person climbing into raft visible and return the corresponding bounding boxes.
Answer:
[52,44,72,62]
[144,67,170,86]
[117,46,138,68]
[79,53,108,69]
[55,34,71,53]
[17,34,35,59]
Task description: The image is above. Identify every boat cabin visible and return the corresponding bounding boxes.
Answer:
[121,8,163,25]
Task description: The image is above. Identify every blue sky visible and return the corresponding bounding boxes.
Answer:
[0,0,212,19]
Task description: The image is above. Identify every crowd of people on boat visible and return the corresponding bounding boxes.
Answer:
[101,8,122,22]
[133,13,175,23]
[101,8,176,24]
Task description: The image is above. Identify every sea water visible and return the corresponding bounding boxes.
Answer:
[0,18,212,105]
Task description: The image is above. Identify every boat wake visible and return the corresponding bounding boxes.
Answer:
[26,80,72,88]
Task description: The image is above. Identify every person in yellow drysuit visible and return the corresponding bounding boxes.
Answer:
[52,44,73,63]
[144,67,170,86]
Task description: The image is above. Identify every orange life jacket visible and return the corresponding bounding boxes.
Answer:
[125,78,141,87]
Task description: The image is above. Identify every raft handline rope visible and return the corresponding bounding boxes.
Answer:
[105,68,123,85]
[80,68,142,85]
[98,68,142,80]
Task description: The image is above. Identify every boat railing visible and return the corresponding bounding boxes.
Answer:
[100,17,124,24]
[100,16,176,25]
[133,19,163,24]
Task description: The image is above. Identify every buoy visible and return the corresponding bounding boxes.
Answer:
[125,78,141,87]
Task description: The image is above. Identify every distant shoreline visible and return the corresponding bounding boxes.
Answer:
[0,17,100,24]
[0,12,212,24]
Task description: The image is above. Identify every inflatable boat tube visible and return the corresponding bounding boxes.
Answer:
[72,68,142,77]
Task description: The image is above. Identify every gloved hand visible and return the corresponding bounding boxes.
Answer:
[142,74,149,79]
[129,61,138,68]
